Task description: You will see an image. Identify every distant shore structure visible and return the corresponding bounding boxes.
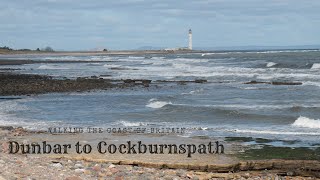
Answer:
[163,28,193,51]
[188,29,192,50]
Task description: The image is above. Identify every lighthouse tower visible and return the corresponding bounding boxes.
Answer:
[188,29,192,50]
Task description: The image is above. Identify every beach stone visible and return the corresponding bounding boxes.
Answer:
[286,171,294,176]
[244,173,251,178]
[52,163,63,169]
[110,168,119,174]
[0,160,5,164]
[74,163,84,169]
[74,169,85,174]
[84,170,92,175]
[105,172,113,176]
[67,160,73,164]
[0,126,14,131]
[108,164,116,168]
[92,164,101,171]
[115,176,123,180]
[65,176,82,180]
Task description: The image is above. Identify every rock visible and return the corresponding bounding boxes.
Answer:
[243,173,250,178]
[244,80,302,86]
[186,173,193,179]
[195,79,207,83]
[123,79,135,83]
[108,164,116,168]
[0,126,14,131]
[65,176,82,180]
[74,169,85,174]
[110,168,119,174]
[1,141,9,153]
[272,82,302,85]
[67,160,73,164]
[286,171,294,176]
[52,163,63,169]
[84,170,92,175]
[92,164,101,171]
[74,163,84,169]
[0,160,5,164]
[115,176,123,180]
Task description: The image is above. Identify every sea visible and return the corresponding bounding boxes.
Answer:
[1,49,320,147]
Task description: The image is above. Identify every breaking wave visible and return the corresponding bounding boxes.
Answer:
[292,116,320,129]
[311,63,320,69]
[266,62,277,67]
[38,65,69,70]
[146,99,172,109]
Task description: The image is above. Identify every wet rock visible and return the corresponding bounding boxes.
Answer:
[195,79,207,83]
[244,80,302,85]
[0,126,14,131]
[271,82,302,85]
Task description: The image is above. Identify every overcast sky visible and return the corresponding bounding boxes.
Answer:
[1,0,320,50]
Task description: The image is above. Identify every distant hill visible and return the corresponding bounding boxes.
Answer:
[194,45,320,51]
[136,46,165,50]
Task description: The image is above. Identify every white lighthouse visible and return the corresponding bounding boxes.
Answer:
[188,29,192,50]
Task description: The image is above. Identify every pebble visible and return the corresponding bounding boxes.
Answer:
[74,163,84,169]
[92,164,101,171]
[0,160,5,164]
[52,163,63,169]
[65,176,83,180]
[67,160,73,164]
[108,164,116,168]
[74,169,85,174]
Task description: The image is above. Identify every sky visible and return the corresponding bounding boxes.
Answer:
[1,0,320,50]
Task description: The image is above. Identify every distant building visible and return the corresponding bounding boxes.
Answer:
[188,29,192,50]
[163,29,193,51]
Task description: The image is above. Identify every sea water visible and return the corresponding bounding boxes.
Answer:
[1,50,320,146]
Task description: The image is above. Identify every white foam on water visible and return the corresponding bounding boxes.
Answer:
[148,98,158,102]
[118,120,147,127]
[38,65,69,70]
[240,87,260,90]
[292,116,320,129]
[170,102,320,110]
[87,63,103,66]
[266,62,277,67]
[103,64,122,68]
[311,63,320,69]
[303,81,320,87]
[232,129,320,136]
[146,100,172,109]
[43,56,78,61]
[181,89,204,95]
[0,99,64,130]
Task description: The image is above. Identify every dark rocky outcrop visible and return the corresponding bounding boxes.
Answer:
[244,81,302,85]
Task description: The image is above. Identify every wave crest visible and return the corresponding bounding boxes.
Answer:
[311,63,320,69]
[266,62,277,67]
[292,116,320,129]
[146,99,172,109]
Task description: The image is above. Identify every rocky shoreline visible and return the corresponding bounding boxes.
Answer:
[0,127,319,179]
[0,73,154,96]
[0,72,305,96]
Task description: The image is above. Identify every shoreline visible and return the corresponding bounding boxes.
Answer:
[0,50,205,56]
[1,127,320,179]
[0,72,303,96]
